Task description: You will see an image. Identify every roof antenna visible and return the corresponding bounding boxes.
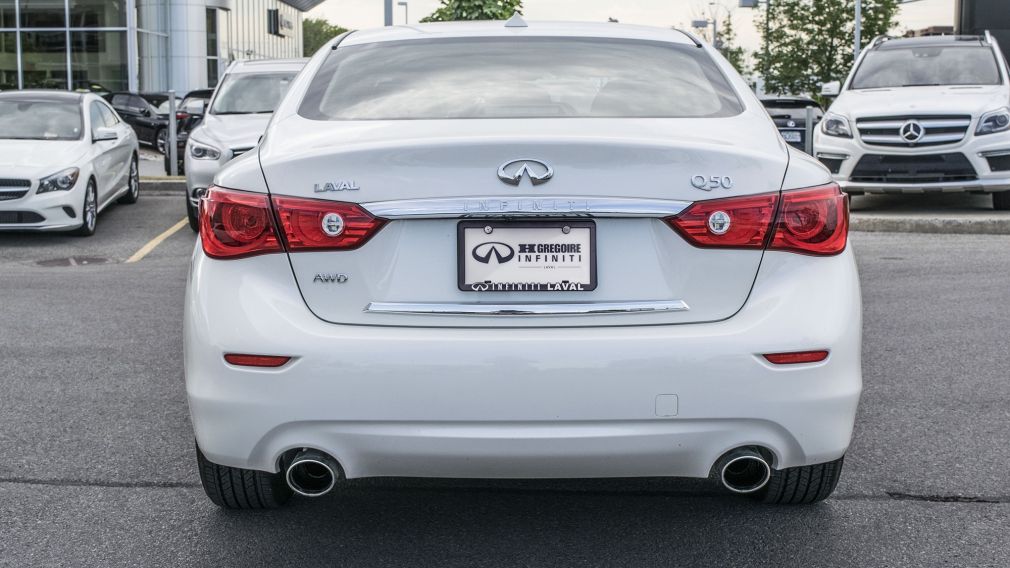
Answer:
[504,13,527,28]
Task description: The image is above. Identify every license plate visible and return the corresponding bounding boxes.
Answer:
[782,131,803,143]
[458,221,597,292]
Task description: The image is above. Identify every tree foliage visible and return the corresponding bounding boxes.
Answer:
[754,0,898,96]
[715,17,748,76]
[420,0,523,23]
[303,17,349,56]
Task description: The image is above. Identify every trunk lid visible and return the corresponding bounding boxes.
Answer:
[259,115,787,328]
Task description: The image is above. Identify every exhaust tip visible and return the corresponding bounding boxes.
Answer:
[719,449,772,494]
[285,449,339,497]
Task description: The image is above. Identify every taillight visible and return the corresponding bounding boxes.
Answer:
[176,112,189,120]
[769,185,848,255]
[199,186,387,259]
[666,183,847,256]
[273,196,386,251]
[200,186,283,259]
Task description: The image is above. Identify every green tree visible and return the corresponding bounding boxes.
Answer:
[754,0,898,96]
[715,16,748,75]
[420,0,523,22]
[303,17,349,56]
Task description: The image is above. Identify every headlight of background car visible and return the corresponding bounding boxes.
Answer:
[820,113,852,138]
[976,108,1010,136]
[36,167,80,194]
[189,142,221,160]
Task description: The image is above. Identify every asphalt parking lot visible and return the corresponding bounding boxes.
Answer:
[1,193,1009,567]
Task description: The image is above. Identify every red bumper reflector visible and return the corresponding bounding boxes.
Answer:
[223,354,291,368]
[763,350,829,365]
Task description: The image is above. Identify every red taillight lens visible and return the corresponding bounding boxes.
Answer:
[763,350,830,365]
[200,186,283,259]
[666,193,779,249]
[176,112,190,120]
[224,354,291,367]
[769,184,848,256]
[272,196,386,251]
[667,183,847,256]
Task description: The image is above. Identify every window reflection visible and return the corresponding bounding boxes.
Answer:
[19,0,67,28]
[21,31,67,90]
[71,31,128,93]
[70,0,125,27]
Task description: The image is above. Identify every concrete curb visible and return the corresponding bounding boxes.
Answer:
[850,215,1010,235]
[141,178,186,196]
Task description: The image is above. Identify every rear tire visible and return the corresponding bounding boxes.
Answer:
[994,191,1010,211]
[753,456,844,504]
[196,444,292,509]
[117,155,140,204]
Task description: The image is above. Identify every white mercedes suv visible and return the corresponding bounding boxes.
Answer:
[814,33,1010,210]
[186,19,861,509]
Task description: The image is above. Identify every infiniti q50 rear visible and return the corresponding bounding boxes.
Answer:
[185,19,861,509]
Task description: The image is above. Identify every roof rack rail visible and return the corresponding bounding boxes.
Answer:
[870,35,890,48]
[984,30,994,45]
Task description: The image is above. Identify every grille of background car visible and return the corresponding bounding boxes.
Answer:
[0,190,29,201]
[0,179,31,189]
[0,211,45,223]
[857,115,972,147]
[849,153,977,184]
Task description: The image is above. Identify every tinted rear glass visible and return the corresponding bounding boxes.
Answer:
[299,37,744,120]
[851,46,1001,89]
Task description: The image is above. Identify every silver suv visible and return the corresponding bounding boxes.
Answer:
[814,33,1010,210]
[184,58,306,230]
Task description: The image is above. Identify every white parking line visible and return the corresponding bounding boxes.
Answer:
[125,218,188,264]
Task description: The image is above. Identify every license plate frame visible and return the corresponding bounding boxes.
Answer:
[457,220,597,292]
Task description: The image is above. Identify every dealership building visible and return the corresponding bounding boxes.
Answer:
[0,0,324,95]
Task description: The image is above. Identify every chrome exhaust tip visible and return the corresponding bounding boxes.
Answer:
[718,449,772,494]
[285,449,340,497]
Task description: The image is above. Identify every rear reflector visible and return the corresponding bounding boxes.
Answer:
[667,183,847,256]
[763,350,829,365]
[200,187,283,259]
[223,354,291,368]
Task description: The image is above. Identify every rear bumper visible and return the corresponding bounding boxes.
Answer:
[839,178,1010,194]
[185,245,863,480]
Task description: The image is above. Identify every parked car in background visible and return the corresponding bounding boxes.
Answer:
[183,58,305,230]
[105,92,175,153]
[761,96,823,152]
[0,91,139,236]
[164,89,215,176]
[186,21,858,510]
[814,33,1010,210]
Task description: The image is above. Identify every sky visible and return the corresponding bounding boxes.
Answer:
[309,0,956,53]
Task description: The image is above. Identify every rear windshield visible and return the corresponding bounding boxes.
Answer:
[0,100,82,140]
[299,37,744,120]
[851,46,1001,89]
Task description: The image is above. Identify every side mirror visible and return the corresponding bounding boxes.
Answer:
[820,81,841,98]
[93,126,118,142]
[192,100,206,115]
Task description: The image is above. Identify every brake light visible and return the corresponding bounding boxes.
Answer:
[763,350,829,365]
[200,186,283,259]
[666,193,779,249]
[176,112,190,120]
[666,183,847,256]
[769,185,848,255]
[273,196,386,251]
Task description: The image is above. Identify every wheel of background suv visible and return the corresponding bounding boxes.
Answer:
[186,197,200,232]
[196,444,291,509]
[71,179,98,237]
[752,456,844,505]
[994,191,1010,211]
[155,128,167,154]
[117,155,140,204]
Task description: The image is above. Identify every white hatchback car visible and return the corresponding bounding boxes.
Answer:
[186,19,861,509]
[0,91,140,235]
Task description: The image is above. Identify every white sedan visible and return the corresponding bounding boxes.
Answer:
[0,91,140,236]
[186,19,861,509]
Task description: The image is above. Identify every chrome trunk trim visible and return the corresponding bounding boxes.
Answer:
[365,300,690,316]
[361,196,691,220]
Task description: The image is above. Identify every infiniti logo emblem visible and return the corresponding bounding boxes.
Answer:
[497,159,553,186]
[899,120,925,144]
[472,242,515,264]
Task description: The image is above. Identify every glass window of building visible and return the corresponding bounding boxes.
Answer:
[21,31,67,89]
[206,8,219,87]
[0,32,16,90]
[0,1,15,28]
[70,0,126,27]
[71,31,128,93]
[19,0,67,28]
